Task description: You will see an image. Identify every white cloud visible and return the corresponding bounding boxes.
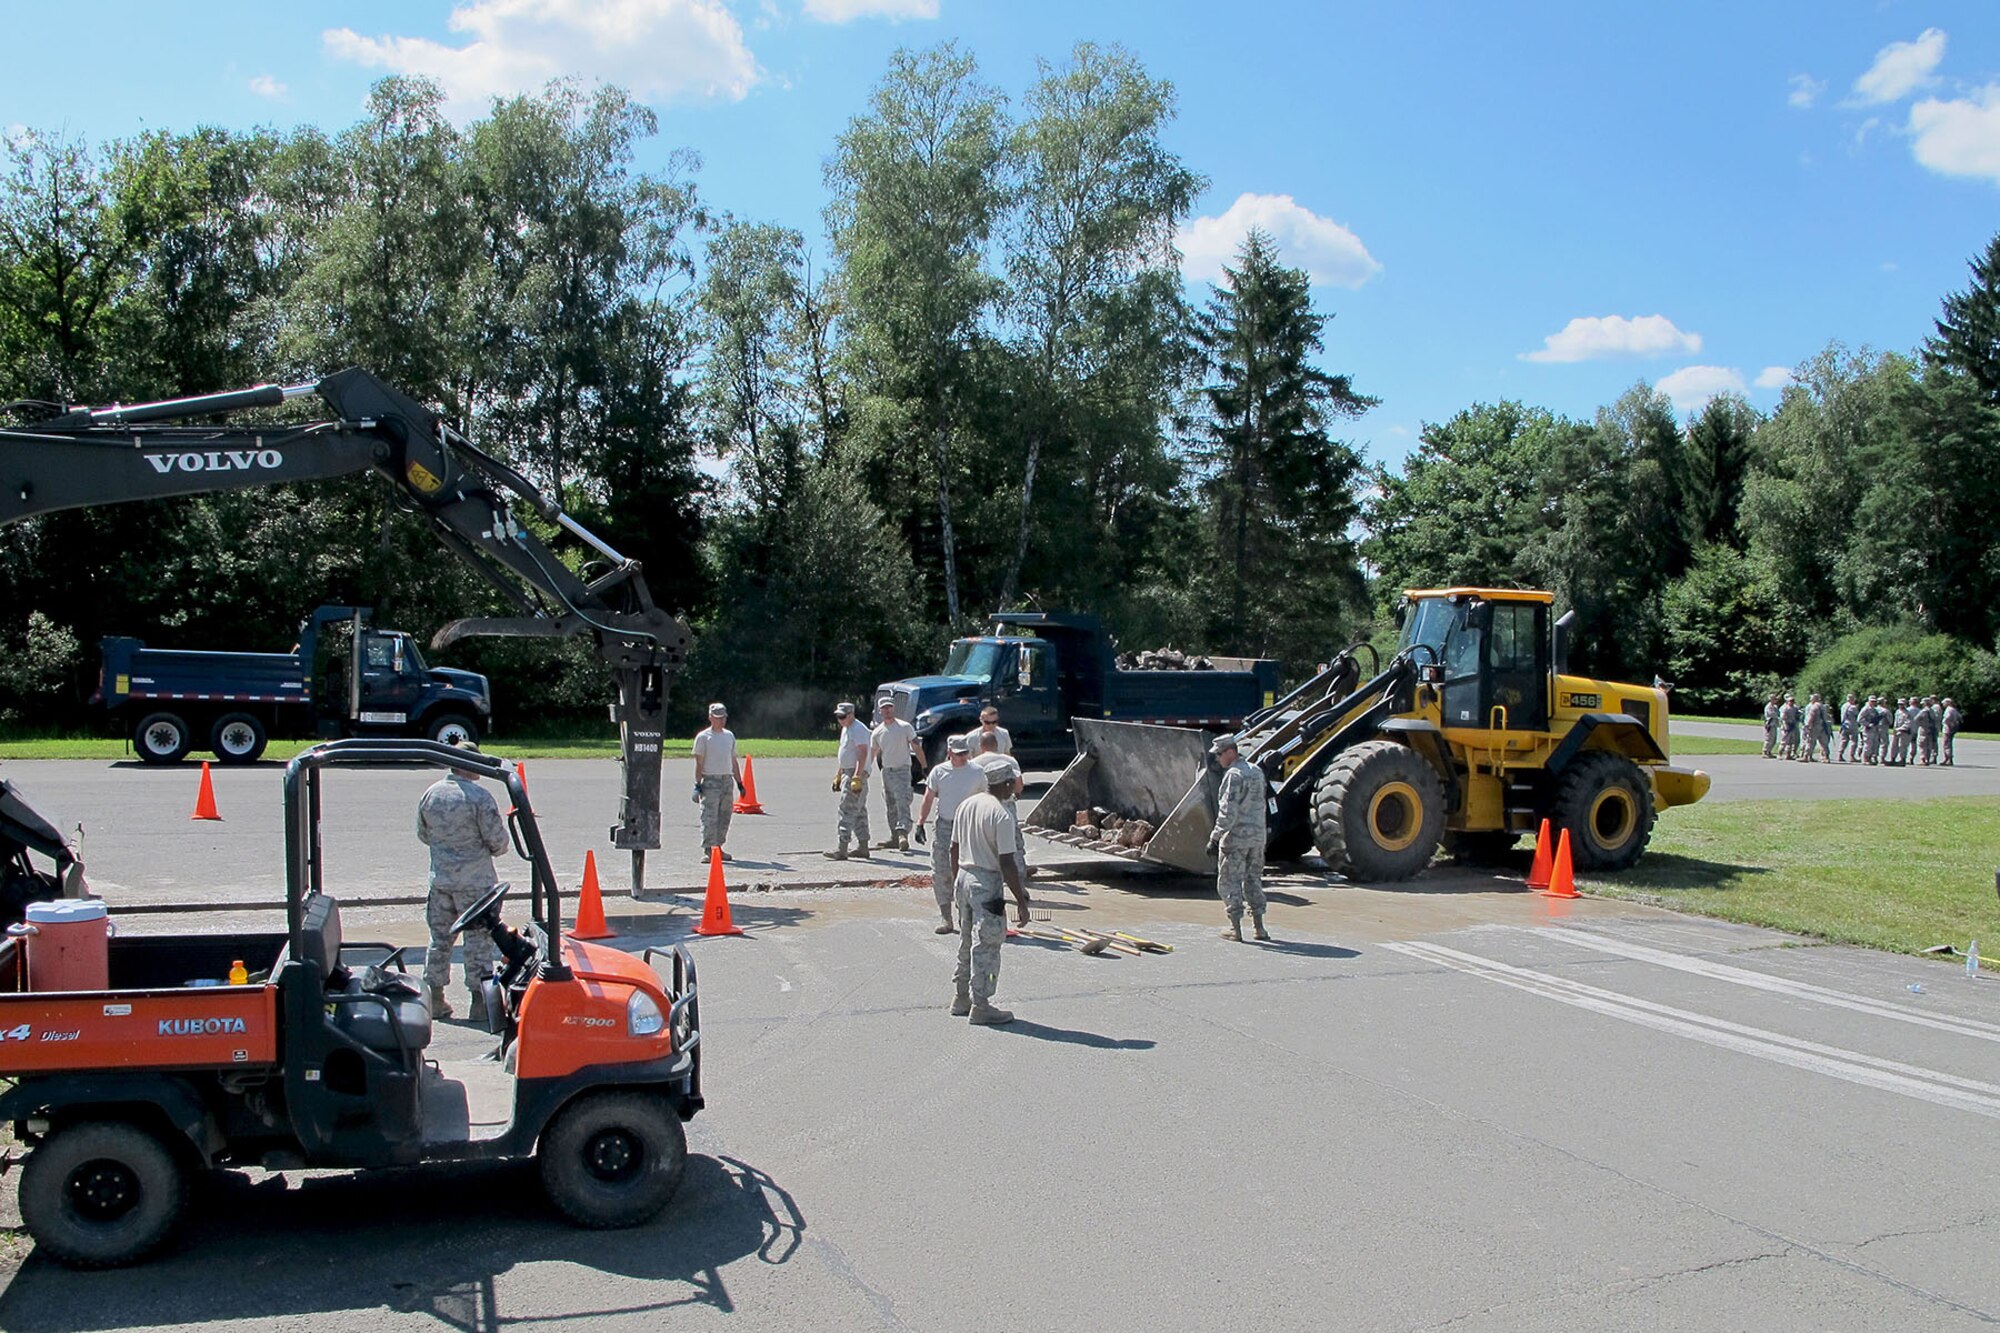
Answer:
[1178,193,1381,289]
[1520,314,1702,364]
[1657,365,1746,411]
[324,0,758,118]
[1788,74,1824,109]
[1852,27,1945,105]
[1753,366,1793,390]
[1909,83,2000,185]
[248,74,287,98]
[802,0,937,21]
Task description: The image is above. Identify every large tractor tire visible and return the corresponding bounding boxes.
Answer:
[1310,740,1445,881]
[1550,750,1655,871]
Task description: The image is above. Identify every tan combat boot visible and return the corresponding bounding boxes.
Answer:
[968,1002,1014,1025]
[1220,921,1243,942]
[428,986,454,1018]
[1252,916,1271,941]
[950,987,972,1017]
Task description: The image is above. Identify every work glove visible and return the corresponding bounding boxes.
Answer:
[914,825,927,845]
[848,775,864,794]
[691,783,703,804]
[831,775,843,792]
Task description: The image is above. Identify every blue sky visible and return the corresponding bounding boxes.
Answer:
[4,1,1997,469]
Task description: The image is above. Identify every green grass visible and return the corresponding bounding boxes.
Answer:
[1664,735,1763,756]
[0,735,837,762]
[1584,796,2000,956]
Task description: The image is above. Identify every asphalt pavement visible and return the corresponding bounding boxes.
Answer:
[2,737,1997,1328]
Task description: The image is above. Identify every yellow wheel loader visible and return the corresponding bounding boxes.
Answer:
[1024,588,1709,881]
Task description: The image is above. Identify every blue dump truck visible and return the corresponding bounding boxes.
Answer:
[97,605,493,764]
[878,611,1282,771]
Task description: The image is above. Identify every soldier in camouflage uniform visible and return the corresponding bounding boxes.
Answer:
[949,754,1032,1025]
[1205,734,1270,942]
[1761,694,1781,759]
[871,698,919,851]
[1942,698,1962,766]
[417,743,509,1020]
[1862,696,1888,765]
[1779,694,1802,760]
[1890,699,1913,766]
[692,703,744,861]
[1915,696,1940,766]
[826,702,872,860]
[1837,694,1860,763]
[913,733,986,933]
[1802,694,1832,763]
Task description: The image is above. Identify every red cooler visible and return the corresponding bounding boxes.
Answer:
[12,900,112,992]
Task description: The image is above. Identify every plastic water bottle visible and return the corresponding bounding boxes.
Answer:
[228,959,248,986]
[1908,983,1926,994]
[1968,941,1980,979]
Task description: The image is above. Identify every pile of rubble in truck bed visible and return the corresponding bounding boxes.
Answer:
[1063,807,1156,850]
[1114,647,1215,671]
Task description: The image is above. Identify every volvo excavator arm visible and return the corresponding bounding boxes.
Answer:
[0,368,691,887]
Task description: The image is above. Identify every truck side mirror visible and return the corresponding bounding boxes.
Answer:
[1464,599,1492,632]
[392,638,406,673]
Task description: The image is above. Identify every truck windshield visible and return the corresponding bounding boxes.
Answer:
[943,640,1004,683]
[1399,598,1458,658]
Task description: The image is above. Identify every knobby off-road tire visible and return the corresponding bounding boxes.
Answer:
[19,1120,189,1268]
[540,1090,688,1229]
[1310,740,1445,881]
[1550,750,1655,872]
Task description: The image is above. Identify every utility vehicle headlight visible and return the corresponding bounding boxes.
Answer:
[626,989,665,1037]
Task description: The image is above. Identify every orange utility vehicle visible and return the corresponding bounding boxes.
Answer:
[0,739,703,1268]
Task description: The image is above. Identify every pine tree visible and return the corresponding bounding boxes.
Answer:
[1929,231,2000,403]
[1681,393,1759,549]
[1194,229,1374,662]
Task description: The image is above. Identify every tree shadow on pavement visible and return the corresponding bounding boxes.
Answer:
[994,1019,1155,1050]
[0,1152,805,1331]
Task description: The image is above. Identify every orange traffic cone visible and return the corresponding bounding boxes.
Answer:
[1526,817,1553,890]
[568,850,616,940]
[1542,829,1580,898]
[732,755,767,815]
[190,762,222,821]
[693,846,746,937]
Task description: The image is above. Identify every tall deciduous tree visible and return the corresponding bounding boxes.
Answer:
[1194,229,1372,661]
[826,43,1006,624]
[0,130,131,402]
[996,41,1202,606]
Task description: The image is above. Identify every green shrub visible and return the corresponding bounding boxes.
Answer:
[1793,626,2000,727]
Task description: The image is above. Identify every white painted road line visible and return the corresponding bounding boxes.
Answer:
[1540,927,2000,1044]
[1385,939,2000,1121]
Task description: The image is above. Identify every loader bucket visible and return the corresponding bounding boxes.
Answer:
[1023,719,1221,873]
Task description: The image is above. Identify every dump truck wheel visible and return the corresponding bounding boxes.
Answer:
[540,1090,687,1229]
[1551,751,1655,871]
[19,1120,188,1268]
[210,712,268,765]
[1441,831,1519,866]
[133,712,193,764]
[1311,740,1444,881]
[426,713,480,747]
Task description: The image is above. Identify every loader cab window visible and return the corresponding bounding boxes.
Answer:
[1439,600,1548,730]
[1398,598,1456,661]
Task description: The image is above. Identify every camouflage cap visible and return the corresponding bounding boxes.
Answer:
[1209,733,1239,755]
[945,733,972,754]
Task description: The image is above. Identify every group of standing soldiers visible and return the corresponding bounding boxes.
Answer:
[1761,692,1963,767]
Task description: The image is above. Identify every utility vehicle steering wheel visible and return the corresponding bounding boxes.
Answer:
[449,882,510,939]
